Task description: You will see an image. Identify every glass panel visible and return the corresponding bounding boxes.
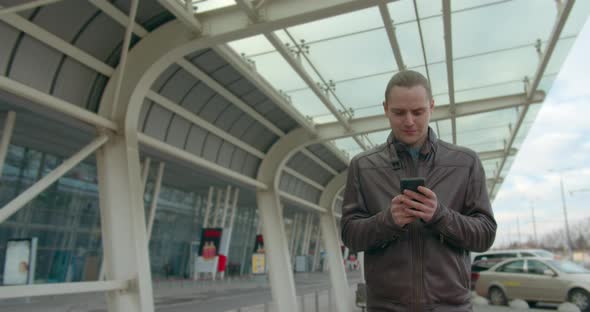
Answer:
[453,47,538,95]
[456,108,519,152]
[228,34,275,57]
[367,129,390,146]
[287,29,394,86]
[286,7,385,44]
[246,47,307,92]
[452,1,556,58]
[333,137,363,159]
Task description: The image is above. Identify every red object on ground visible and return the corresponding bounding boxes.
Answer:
[218,254,227,272]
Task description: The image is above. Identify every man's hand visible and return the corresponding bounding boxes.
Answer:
[401,186,438,223]
[390,195,417,227]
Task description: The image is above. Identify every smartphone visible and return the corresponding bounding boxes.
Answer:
[400,177,425,194]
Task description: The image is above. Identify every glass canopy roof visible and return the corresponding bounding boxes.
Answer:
[222,0,589,198]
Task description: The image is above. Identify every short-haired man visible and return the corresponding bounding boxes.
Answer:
[341,70,496,311]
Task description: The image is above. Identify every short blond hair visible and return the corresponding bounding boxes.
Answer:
[384,70,432,102]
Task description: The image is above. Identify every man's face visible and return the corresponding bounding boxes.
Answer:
[383,85,434,148]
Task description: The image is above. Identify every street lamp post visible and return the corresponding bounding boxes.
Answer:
[558,175,574,258]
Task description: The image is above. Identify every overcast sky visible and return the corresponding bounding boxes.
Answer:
[492,18,590,248]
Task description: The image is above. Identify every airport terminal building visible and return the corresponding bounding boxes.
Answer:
[0,0,588,311]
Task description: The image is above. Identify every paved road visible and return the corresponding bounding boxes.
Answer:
[0,271,559,312]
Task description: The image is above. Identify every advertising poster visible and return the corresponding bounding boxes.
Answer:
[198,228,222,260]
[252,253,266,274]
[3,238,37,285]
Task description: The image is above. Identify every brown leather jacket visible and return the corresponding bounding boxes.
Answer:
[341,129,496,312]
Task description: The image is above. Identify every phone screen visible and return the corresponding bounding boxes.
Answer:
[400,177,425,194]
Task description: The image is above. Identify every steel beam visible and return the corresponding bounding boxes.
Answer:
[280,191,327,213]
[0,13,113,76]
[490,0,574,194]
[0,0,64,16]
[176,59,285,136]
[0,135,109,224]
[265,33,351,132]
[0,76,118,131]
[88,0,148,37]
[146,161,165,240]
[284,167,325,191]
[157,0,202,34]
[213,44,315,134]
[213,44,350,167]
[146,90,265,158]
[479,148,517,161]
[137,132,267,189]
[442,0,456,144]
[109,0,139,120]
[378,2,405,71]
[316,91,545,141]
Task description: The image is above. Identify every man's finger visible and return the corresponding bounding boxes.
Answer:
[417,186,436,199]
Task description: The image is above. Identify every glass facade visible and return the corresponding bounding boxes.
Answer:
[0,143,261,283]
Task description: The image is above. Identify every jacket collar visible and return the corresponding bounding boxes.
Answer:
[387,127,438,156]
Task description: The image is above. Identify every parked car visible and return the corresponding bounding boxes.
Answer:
[471,258,505,290]
[469,249,554,290]
[475,257,590,311]
[472,249,555,262]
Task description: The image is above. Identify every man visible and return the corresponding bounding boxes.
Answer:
[341,70,496,311]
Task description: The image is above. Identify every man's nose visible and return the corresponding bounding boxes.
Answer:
[403,113,414,125]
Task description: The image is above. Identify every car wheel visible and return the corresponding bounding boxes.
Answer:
[526,301,537,307]
[569,288,590,312]
[489,287,507,306]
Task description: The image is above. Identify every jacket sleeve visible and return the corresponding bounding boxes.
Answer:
[426,155,497,252]
[340,156,406,252]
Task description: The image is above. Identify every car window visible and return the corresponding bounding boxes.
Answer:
[527,260,552,275]
[533,250,555,258]
[498,260,525,273]
[548,260,590,273]
[521,252,535,257]
[475,252,518,262]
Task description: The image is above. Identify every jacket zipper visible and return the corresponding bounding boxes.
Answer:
[405,152,422,312]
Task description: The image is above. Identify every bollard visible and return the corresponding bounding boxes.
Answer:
[315,291,319,312]
[300,294,305,312]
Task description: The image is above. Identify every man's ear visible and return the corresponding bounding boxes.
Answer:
[429,98,435,112]
[383,101,388,114]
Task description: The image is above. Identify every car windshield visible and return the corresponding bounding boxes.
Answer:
[532,250,554,258]
[548,260,590,274]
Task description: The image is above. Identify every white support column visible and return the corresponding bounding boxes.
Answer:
[291,214,301,256]
[203,186,214,228]
[220,187,240,256]
[146,161,165,240]
[95,131,154,312]
[140,157,151,194]
[256,190,298,312]
[0,111,16,175]
[213,187,223,227]
[442,0,457,144]
[302,214,312,255]
[319,172,351,312]
[312,228,321,271]
[221,185,232,228]
[0,135,108,224]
